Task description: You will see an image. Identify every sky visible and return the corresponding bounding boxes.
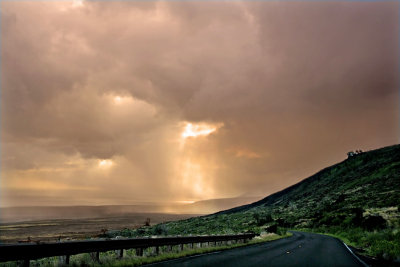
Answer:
[1,1,399,208]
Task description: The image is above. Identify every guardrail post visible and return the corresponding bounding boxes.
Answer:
[190,243,194,249]
[66,255,70,265]
[90,252,99,262]
[58,255,68,265]
[155,246,159,255]
[23,259,30,267]
[180,244,184,251]
[118,249,123,259]
[136,248,143,256]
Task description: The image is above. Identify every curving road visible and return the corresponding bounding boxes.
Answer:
[145,231,366,267]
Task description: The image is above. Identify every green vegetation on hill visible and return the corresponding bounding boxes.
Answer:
[111,144,400,261]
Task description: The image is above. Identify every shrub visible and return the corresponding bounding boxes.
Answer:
[253,213,274,226]
[370,240,400,260]
[265,224,278,234]
[153,224,168,236]
[362,215,386,231]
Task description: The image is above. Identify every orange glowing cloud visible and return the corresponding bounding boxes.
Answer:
[98,159,113,168]
[181,122,223,139]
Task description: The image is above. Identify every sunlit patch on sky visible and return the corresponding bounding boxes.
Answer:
[181,122,223,139]
[72,0,84,8]
[112,95,133,105]
[98,159,113,168]
[114,96,123,104]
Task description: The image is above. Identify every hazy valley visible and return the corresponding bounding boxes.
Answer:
[0,197,260,243]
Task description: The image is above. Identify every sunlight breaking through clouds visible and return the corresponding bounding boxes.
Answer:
[72,0,84,8]
[112,95,133,105]
[175,121,223,200]
[181,122,223,139]
[180,159,213,198]
[98,159,113,168]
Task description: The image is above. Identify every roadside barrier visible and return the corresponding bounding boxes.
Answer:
[0,233,256,266]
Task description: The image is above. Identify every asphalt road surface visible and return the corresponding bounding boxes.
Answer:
[145,231,365,267]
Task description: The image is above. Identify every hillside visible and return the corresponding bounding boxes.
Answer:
[220,143,400,220]
[113,144,400,260]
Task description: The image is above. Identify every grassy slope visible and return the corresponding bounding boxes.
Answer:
[113,144,400,261]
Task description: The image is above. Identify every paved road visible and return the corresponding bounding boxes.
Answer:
[145,231,365,267]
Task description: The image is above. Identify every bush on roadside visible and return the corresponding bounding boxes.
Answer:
[370,239,400,261]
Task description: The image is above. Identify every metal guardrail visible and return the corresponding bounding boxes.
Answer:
[0,233,256,265]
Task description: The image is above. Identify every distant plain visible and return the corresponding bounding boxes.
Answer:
[0,209,195,243]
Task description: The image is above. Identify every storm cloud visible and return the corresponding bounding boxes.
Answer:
[1,1,398,207]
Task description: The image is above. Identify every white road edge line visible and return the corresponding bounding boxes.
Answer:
[342,241,369,267]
